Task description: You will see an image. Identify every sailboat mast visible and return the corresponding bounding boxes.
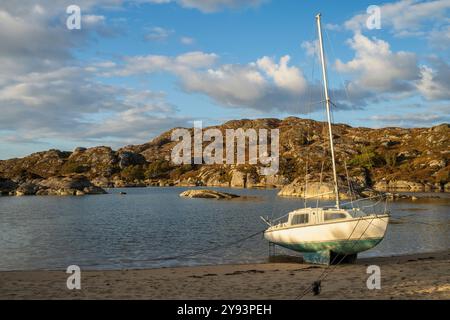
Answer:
[316,13,340,209]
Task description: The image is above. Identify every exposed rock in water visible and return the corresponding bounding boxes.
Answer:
[15,175,107,196]
[180,189,240,199]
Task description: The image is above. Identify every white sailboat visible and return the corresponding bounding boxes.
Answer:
[263,14,390,265]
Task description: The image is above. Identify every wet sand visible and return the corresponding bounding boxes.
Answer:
[0,250,448,300]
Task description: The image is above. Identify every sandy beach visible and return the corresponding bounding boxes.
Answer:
[0,250,448,300]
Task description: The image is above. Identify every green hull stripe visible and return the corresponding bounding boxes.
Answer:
[276,238,383,255]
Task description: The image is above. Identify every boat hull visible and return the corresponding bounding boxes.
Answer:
[264,214,389,255]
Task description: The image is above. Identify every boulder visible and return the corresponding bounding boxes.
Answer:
[428,159,446,169]
[67,146,119,177]
[180,189,240,199]
[73,147,87,153]
[113,179,145,188]
[0,178,17,195]
[445,182,450,192]
[387,180,425,191]
[373,180,389,191]
[197,167,230,187]
[278,180,353,200]
[15,182,40,196]
[91,176,114,188]
[117,151,146,169]
[38,175,106,195]
[263,175,289,188]
[177,177,201,187]
[230,171,246,188]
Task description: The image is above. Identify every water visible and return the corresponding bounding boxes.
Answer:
[0,187,448,271]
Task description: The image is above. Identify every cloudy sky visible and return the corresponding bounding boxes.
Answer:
[0,0,449,159]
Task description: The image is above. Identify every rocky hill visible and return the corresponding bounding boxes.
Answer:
[0,117,449,196]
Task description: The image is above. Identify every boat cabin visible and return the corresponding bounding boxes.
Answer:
[287,208,353,226]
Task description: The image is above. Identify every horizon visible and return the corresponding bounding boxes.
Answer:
[0,0,449,159]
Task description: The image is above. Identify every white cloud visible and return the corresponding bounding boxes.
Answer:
[344,0,450,35]
[365,112,450,127]
[416,58,450,100]
[335,33,419,93]
[110,51,358,113]
[82,14,106,26]
[334,32,450,103]
[428,25,450,49]
[181,63,268,106]
[0,0,268,15]
[112,51,218,77]
[256,56,307,93]
[0,1,192,149]
[180,36,195,45]
[175,0,267,13]
[144,26,174,41]
[325,23,341,31]
[0,9,73,76]
[301,40,319,57]
[144,0,267,12]
[0,65,191,145]
[175,51,218,68]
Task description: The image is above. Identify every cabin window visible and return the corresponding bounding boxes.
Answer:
[324,213,347,221]
[291,214,309,225]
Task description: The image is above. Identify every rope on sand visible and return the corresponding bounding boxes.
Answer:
[141,229,266,263]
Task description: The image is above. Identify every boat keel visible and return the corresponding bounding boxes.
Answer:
[303,250,357,265]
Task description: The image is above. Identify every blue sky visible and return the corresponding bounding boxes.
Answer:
[0,0,449,159]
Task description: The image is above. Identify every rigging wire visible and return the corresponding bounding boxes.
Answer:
[344,160,355,209]
[316,160,325,209]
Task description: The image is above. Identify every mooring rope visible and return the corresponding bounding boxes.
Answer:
[139,229,267,263]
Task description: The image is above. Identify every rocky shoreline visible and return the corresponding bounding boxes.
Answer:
[1,175,445,202]
[0,175,106,196]
[1,118,448,197]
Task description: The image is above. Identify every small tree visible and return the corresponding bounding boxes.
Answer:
[384,152,397,167]
[61,161,90,174]
[144,160,172,179]
[120,165,145,181]
[349,146,384,169]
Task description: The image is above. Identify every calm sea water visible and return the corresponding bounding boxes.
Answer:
[0,187,448,271]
